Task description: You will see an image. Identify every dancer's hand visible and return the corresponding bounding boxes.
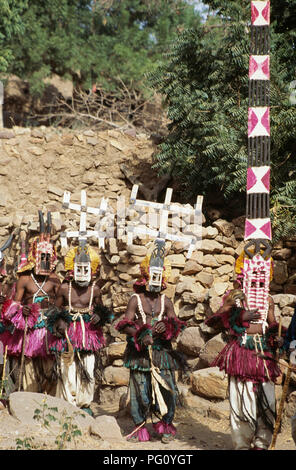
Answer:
[242,309,261,322]
[91,313,101,327]
[22,305,31,317]
[152,321,166,335]
[53,318,67,338]
[142,333,153,346]
[275,336,284,348]
[223,296,236,309]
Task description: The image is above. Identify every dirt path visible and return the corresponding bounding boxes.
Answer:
[0,398,294,452]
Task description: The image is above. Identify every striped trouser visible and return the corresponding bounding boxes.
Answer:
[129,369,177,426]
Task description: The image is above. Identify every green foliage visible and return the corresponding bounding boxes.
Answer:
[55,410,82,450]
[15,397,85,450]
[15,436,36,450]
[33,400,58,428]
[149,0,296,241]
[5,0,201,96]
[0,0,27,73]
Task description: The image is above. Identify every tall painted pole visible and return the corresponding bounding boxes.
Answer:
[242,1,272,323]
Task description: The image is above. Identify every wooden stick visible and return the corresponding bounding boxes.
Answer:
[276,317,282,362]
[278,317,282,337]
[126,421,146,440]
[18,317,28,391]
[0,345,7,398]
[269,364,292,450]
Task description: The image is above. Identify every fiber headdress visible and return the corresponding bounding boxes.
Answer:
[17,211,57,275]
[64,243,100,278]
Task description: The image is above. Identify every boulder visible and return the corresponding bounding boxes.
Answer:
[103,366,130,386]
[166,254,186,268]
[181,289,206,304]
[198,333,226,367]
[194,303,206,320]
[196,272,214,288]
[204,226,219,239]
[9,392,94,431]
[177,326,205,357]
[273,261,289,285]
[90,415,124,441]
[175,277,199,295]
[191,367,228,400]
[208,282,229,297]
[212,219,235,237]
[200,239,224,254]
[47,185,64,197]
[214,254,235,265]
[126,244,147,256]
[209,297,222,314]
[200,254,220,268]
[190,251,204,264]
[273,248,292,260]
[107,341,127,360]
[272,294,296,308]
[178,304,195,320]
[183,260,202,275]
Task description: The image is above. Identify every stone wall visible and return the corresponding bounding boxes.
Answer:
[1,126,296,408]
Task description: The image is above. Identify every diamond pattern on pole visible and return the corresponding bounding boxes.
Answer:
[248,107,270,137]
[247,166,270,194]
[245,218,271,240]
[251,1,270,26]
[249,55,270,80]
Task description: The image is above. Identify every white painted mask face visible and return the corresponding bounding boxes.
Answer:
[74,262,91,286]
[148,266,163,292]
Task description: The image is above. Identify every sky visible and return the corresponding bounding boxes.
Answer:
[189,0,209,22]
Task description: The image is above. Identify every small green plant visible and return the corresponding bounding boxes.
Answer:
[55,410,83,450]
[0,351,16,400]
[15,396,85,450]
[33,398,58,429]
[0,377,9,400]
[15,436,36,450]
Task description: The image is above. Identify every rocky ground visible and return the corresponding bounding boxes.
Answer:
[0,389,294,452]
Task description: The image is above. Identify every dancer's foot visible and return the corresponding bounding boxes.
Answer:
[161,433,175,444]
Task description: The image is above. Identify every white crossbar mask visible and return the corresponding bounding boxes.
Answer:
[148,266,163,291]
[147,239,165,293]
[74,240,92,286]
[74,262,91,285]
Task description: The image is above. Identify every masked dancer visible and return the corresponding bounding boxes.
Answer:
[1,212,60,394]
[46,240,112,415]
[116,239,186,443]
